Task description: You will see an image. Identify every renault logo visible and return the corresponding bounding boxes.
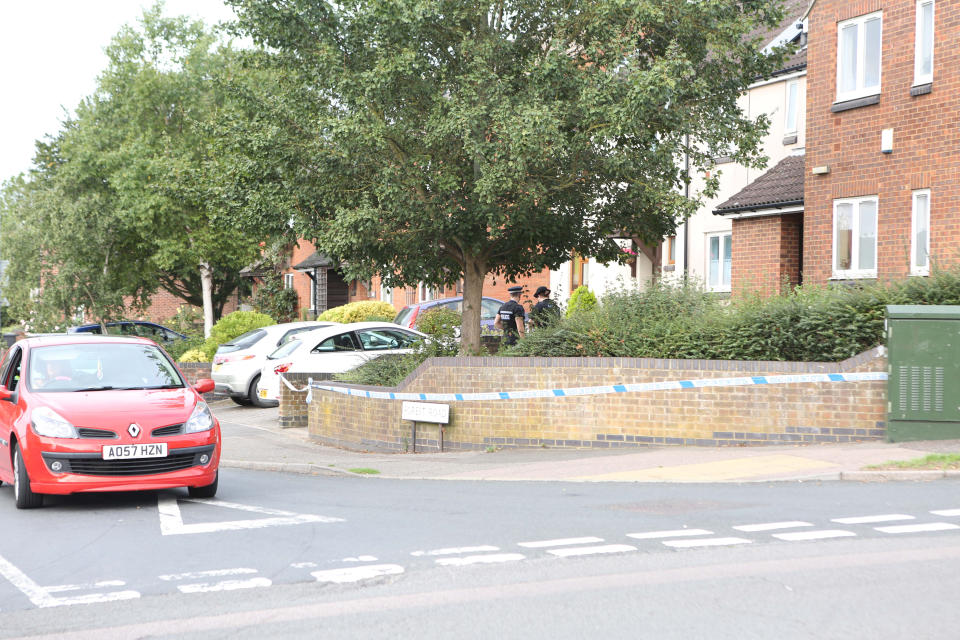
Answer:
[128,423,142,438]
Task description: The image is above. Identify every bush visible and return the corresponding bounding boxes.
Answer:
[318,301,397,323]
[183,311,275,361]
[334,352,428,387]
[167,335,206,361]
[178,348,208,363]
[566,286,598,317]
[414,307,461,355]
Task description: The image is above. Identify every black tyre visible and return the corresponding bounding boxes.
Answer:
[13,444,43,509]
[188,471,218,499]
[230,395,252,406]
[248,374,274,408]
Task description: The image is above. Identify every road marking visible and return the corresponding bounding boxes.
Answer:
[291,562,318,569]
[875,523,960,534]
[662,537,752,548]
[627,529,712,540]
[931,509,960,517]
[343,556,378,562]
[158,496,344,535]
[45,580,126,593]
[732,521,813,532]
[178,578,272,594]
[312,565,404,584]
[411,546,499,557]
[831,514,915,525]
[773,530,857,541]
[517,537,604,548]
[547,544,636,557]
[0,553,140,609]
[435,554,526,566]
[159,568,258,581]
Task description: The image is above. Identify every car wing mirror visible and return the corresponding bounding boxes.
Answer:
[0,385,12,401]
[193,378,215,394]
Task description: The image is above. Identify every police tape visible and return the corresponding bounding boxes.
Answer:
[305,371,888,403]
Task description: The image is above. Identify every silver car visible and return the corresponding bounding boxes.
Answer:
[211,321,336,407]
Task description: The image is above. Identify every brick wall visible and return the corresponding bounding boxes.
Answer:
[355,270,551,312]
[804,0,960,284]
[732,213,803,296]
[295,348,887,452]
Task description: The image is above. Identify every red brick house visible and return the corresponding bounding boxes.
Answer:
[718,0,956,295]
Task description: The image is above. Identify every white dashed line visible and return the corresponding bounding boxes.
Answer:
[627,529,713,540]
[45,580,126,593]
[312,564,405,584]
[517,537,604,548]
[732,521,813,532]
[342,556,378,562]
[831,514,915,525]
[435,554,526,566]
[291,562,318,569]
[177,578,272,594]
[0,554,140,608]
[159,568,258,581]
[875,523,960,534]
[547,544,637,557]
[662,537,752,548]
[931,509,960,517]
[773,530,857,541]
[411,546,499,557]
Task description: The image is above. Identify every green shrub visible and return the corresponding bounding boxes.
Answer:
[178,348,208,363]
[334,352,429,387]
[166,335,206,361]
[414,307,461,355]
[318,301,397,323]
[566,286,598,317]
[189,311,275,360]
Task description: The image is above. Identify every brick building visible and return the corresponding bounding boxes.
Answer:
[803,0,956,285]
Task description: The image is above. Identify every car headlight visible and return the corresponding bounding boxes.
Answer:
[32,407,79,439]
[185,400,214,433]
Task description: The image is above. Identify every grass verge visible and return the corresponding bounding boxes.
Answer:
[865,453,960,470]
[348,467,381,475]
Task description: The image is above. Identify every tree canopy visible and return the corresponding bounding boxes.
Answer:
[221,0,791,350]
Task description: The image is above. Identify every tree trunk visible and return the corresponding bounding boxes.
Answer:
[461,254,487,354]
[200,262,214,338]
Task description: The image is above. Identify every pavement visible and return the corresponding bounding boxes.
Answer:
[212,401,960,484]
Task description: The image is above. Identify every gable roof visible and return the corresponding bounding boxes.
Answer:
[292,251,337,270]
[713,154,805,216]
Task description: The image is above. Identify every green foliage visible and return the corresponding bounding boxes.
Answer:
[318,301,397,323]
[414,307,461,355]
[334,352,429,387]
[220,0,793,351]
[508,270,960,362]
[165,335,207,361]
[177,348,209,363]
[249,243,299,323]
[566,286,598,317]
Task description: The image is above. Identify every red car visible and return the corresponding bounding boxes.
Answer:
[0,335,220,509]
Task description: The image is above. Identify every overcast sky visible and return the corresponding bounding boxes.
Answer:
[0,0,239,183]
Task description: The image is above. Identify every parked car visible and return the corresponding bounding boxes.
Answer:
[212,321,337,408]
[0,335,221,509]
[394,296,504,331]
[67,321,188,344]
[257,322,428,405]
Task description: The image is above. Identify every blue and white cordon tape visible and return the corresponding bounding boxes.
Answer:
[294,371,888,404]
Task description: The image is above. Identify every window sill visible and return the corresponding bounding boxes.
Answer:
[910,83,932,97]
[910,270,930,277]
[830,273,877,282]
[782,134,798,145]
[662,264,676,272]
[831,94,880,113]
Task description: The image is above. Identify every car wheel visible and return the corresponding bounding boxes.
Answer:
[13,444,43,509]
[188,471,218,499]
[230,395,252,406]
[248,374,272,408]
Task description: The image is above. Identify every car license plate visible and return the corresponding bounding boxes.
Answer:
[259,389,268,399]
[102,443,168,460]
[213,363,222,372]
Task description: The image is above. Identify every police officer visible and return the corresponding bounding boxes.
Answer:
[529,286,560,328]
[495,285,526,346]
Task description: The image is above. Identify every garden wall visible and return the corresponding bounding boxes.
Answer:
[286,348,888,452]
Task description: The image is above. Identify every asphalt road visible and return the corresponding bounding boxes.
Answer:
[2,472,960,638]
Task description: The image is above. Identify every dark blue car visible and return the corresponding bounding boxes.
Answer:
[394,296,504,331]
[67,321,188,344]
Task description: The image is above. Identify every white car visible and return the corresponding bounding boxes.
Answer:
[257,322,428,404]
[212,321,337,407]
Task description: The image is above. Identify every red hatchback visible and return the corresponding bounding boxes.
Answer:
[0,335,221,509]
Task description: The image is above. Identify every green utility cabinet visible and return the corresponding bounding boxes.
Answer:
[886,305,960,442]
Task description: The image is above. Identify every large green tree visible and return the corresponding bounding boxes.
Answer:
[2,6,262,335]
[223,0,790,351]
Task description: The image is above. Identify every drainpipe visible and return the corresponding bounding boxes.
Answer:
[683,133,690,277]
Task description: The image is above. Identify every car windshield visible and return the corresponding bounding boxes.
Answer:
[28,343,184,392]
[394,307,414,326]
[267,338,303,360]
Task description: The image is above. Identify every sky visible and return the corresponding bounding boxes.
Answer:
[0,0,239,183]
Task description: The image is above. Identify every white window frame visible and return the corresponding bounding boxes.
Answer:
[283,273,294,289]
[705,232,732,292]
[911,189,931,276]
[784,79,800,136]
[914,0,934,86]
[381,283,392,304]
[309,275,317,310]
[832,196,879,279]
[836,11,883,103]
